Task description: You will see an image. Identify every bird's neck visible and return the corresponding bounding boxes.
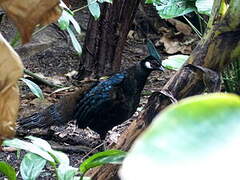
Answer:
[130,63,151,93]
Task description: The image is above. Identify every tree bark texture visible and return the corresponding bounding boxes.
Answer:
[86,0,240,179]
[77,0,141,80]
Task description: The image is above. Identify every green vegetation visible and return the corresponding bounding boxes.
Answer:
[222,59,240,94]
[2,137,125,180]
[121,93,240,179]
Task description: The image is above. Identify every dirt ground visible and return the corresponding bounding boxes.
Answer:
[0,1,197,179]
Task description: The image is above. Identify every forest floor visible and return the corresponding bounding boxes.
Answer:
[0,2,198,179]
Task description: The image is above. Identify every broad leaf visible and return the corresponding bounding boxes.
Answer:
[162,54,189,70]
[0,161,16,180]
[57,164,78,180]
[3,138,54,162]
[27,136,52,152]
[50,150,70,165]
[153,0,197,19]
[196,0,214,15]
[80,150,126,174]
[87,0,100,20]
[120,93,240,180]
[20,78,44,99]
[27,136,70,165]
[20,153,46,180]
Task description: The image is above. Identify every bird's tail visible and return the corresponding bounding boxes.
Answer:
[18,82,96,129]
[18,103,70,129]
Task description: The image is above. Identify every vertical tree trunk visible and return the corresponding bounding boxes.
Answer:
[77,0,141,80]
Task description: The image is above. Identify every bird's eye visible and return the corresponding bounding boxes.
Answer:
[145,61,152,69]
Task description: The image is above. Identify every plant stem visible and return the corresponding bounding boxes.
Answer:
[73,0,98,13]
[183,15,202,38]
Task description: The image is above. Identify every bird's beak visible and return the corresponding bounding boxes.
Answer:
[159,66,165,71]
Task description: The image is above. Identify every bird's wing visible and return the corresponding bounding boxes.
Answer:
[74,73,126,127]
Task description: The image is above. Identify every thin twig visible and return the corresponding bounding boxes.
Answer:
[72,0,98,13]
[80,142,105,163]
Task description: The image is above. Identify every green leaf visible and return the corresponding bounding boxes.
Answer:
[50,150,70,166]
[69,14,81,34]
[58,10,70,30]
[87,0,101,20]
[0,161,16,180]
[58,1,81,55]
[20,153,46,180]
[145,0,154,4]
[57,164,78,180]
[26,136,52,152]
[162,54,189,70]
[152,0,197,19]
[20,78,44,99]
[27,136,70,165]
[3,138,54,162]
[81,177,91,180]
[196,0,214,15]
[120,93,240,180]
[58,3,81,34]
[67,27,82,55]
[80,150,126,174]
[98,0,112,3]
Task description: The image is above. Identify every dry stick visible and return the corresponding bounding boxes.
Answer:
[23,69,63,88]
[86,1,240,179]
[51,144,93,154]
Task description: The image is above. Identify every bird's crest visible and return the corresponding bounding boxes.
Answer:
[146,39,161,62]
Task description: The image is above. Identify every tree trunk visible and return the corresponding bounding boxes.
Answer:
[86,0,240,179]
[77,0,141,80]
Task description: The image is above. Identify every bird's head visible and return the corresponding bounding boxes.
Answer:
[141,39,164,71]
[141,55,164,71]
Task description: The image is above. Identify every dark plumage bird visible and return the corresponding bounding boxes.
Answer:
[19,40,164,138]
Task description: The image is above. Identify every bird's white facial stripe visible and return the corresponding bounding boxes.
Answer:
[145,61,153,69]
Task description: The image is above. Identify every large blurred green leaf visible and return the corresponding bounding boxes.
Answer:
[120,93,240,180]
[0,161,16,180]
[20,153,46,180]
